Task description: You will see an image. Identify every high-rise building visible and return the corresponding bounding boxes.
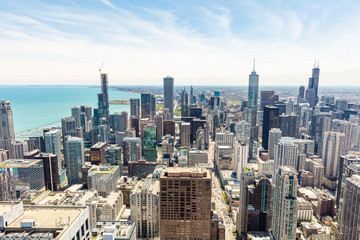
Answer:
[105,145,122,175]
[180,122,191,146]
[297,85,305,103]
[160,168,211,240]
[216,131,235,148]
[130,116,140,137]
[141,93,155,120]
[268,128,282,160]
[44,129,62,169]
[305,63,320,107]
[234,140,248,180]
[247,63,259,141]
[235,121,251,145]
[123,137,141,165]
[109,111,128,132]
[262,106,279,150]
[71,106,82,127]
[181,88,189,117]
[61,117,76,137]
[130,98,140,117]
[0,100,15,156]
[11,140,28,159]
[340,175,360,240]
[322,131,345,178]
[163,76,174,120]
[271,166,298,240]
[154,114,163,143]
[260,90,278,112]
[90,142,107,165]
[35,153,60,191]
[163,120,175,137]
[143,125,157,162]
[279,114,298,138]
[131,175,160,239]
[273,137,299,181]
[97,73,109,120]
[64,137,84,185]
[190,85,195,104]
[87,165,120,197]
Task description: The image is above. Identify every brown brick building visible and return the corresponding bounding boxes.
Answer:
[160,167,212,239]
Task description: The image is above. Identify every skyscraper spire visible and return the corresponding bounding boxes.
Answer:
[317,59,320,68]
[314,59,316,68]
[253,58,256,72]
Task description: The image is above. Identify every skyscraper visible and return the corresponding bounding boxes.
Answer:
[181,88,189,117]
[97,73,109,120]
[268,128,282,160]
[143,125,157,162]
[180,122,191,146]
[160,168,211,240]
[35,153,60,191]
[64,136,84,185]
[322,131,345,178]
[163,76,174,120]
[340,175,360,240]
[247,62,259,141]
[262,106,279,150]
[0,100,15,155]
[260,90,278,112]
[141,93,155,120]
[44,129,62,169]
[71,106,81,127]
[271,166,298,240]
[130,98,140,117]
[273,137,299,181]
[61,117,76,137]
[305,62,320,107]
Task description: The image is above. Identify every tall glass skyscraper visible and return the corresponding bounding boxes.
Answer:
[97,73,109,120]
[0,100,15,155]
[64,136,84,185]
[163,76,174,119]
[45,129,62,170]
[247,62,259,141]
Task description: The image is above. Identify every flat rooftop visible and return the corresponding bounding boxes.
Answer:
[0,202,22,215]
[161,167,210,179]
[91,221,135,239]
[90,142,107,149]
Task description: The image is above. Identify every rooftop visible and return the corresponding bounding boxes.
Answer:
[90,221,135,239]
[161,167,210,179]
[90,142,107,149]
[2,159,41,168]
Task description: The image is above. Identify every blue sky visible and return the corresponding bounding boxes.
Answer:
[0,0,359,86]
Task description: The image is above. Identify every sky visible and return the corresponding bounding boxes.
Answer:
[0,0,359,86]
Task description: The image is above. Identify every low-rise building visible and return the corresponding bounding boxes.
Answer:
[87,165,120,197]
[90,220,136,240]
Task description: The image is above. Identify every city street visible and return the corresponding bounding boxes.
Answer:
[208,141,236,240]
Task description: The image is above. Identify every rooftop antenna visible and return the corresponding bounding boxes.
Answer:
[253,58,256,72]
[314,59,316,68]
[99,61,105,75]
[317,59,320,68]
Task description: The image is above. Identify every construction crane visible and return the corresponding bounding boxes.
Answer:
[99,61,105,75]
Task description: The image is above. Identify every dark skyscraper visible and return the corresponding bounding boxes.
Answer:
[260,91,278,112]
[130,98,140,117]
[163,76,174,119]
[297,85,305,103]
[97,73,109,120]
[141,93,155,120]
[190,85,195,104]
[262,106,279,150]
[35,153,60,191]
[247,61,259,141]
[305,62,320,107]
[181,88,189,117]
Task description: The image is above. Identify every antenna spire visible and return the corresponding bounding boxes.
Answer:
[253,58,256,72]
[314,59,316,68]
[317,59,320,68]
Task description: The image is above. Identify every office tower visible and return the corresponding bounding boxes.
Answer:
[180,122,191,146]
[322,131,345,179]
[109,111,128,132]
[11,140,28,159]
[130,116,140,137]
[44,129,62,169]
[61,117,76,137]
[131,175,160,239]
[271,166,298,240]
[130,98,140,117]
[297,85,305,103]
[190,85,195,104]
[160,168,211,240]
[0,100,15,155]
[196,128,205,150]
[237,168,255,236]
[335,99,348,112]
[247,176,272,232]
[293,139,315,156]
[273,137,299,180]
[332,119,354,153]
[87,165,120,197]
[304,156,324,188]
[181,88,189,117]
[64,137,84,185]
[163,76,174,120]
[268,128,282,160]
[0,167,16,201]
[234,140,248,180]
[154,114,163,143]
[279,114,298,138]
[143,125,157,162]
[305,62,320,107]
[235,121,251,145]
[71,106,81,127]
[98,124,108,143]
[97,73,109,120]
[260,90,278,112]
[0,150,8,162]
[141,93,155,120]
[35,153,60,191]
[123,137,141,165]
[311,112,332,140]
[81,105,92,121]
[105,145,122,167]
[90,142,107,165]
[162,108,171,120]
[247,62,259,141]
[216,131,235,148]
[262,106,279,150]
[340,175,360,240]
[163,120,175,137]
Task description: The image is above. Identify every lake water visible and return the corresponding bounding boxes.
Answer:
[0,85,140,137]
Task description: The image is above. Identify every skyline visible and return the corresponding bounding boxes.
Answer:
[1,0,360,86]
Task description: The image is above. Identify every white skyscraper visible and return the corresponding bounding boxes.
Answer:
[216,131,235,148]
[235,120,251,144]
[271,166,298,240]
[322,131,345,178]
[234,140,248,181]
[45,129,62,169]
[273,137,298,182]
[268,128,282,160]
[0,101,15,156]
